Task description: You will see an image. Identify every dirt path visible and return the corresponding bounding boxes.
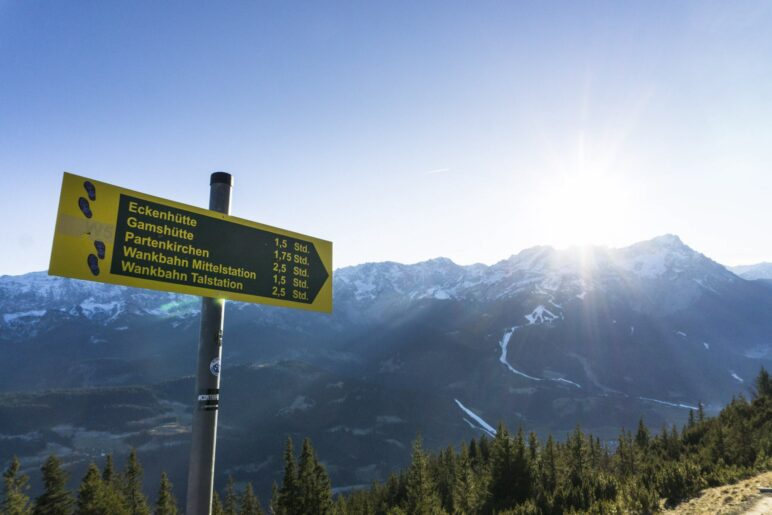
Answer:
[663,470,772,514]
[742,496,772,515]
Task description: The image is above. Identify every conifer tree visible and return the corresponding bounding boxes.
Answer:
[76,463,129,515]
[477,436,491,463]
[3,456,32,515]
[122,451,149,515]
[467,440,479,467]
[488,424,531,511]
[101,457,115,486]
[276,438,299,515]
[561,425,593,511]
[269,483,279,515]
[587,434,601,469]
[238,483,262,515]
[656,459,703,507]
[670,425,680,446]
[434,447,456,513]
[451,453,481,515]
[153,473,177,515]
[333,495,347,515]
[754,366,772,399]
[211,492,224,515]
[513,428,532,502]
[487,423,512,510]
[100,455,127,509]
[33,455,73,515]
[634,418,650,449]
[296,439,332,515]
[725,406,755,467]
[404,436,443,515]
[313,461,333,514]
[659,424,682,461]
[223,476,238,515]
[620,474,658,514]
[297,438,317,512]
[76,464,103,514]
[616,429,636,477]
[533,434,558,513]
[709,422,728,464]
[384,473,403,509]
[527,432,540,464]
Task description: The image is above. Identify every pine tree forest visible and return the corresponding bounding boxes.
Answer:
[3,368,771,515]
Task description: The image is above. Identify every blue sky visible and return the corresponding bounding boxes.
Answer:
[1,1,771,276]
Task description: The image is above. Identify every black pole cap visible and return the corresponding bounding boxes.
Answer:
[210,171,233,186]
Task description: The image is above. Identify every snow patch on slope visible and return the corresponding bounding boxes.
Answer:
[498,327,580,387]
[693,278,718,294]
[431,289,451,300]
[498,327,541,381]
[552,377,582,388]
[639,397,698,410]
[3,310,46,323]
[525,305,558,325]
[454,399,496,437]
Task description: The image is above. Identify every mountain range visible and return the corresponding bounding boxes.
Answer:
[731,262,772,281]
[1,234,771,498]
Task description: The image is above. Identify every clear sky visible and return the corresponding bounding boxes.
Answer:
[1,1,771,276]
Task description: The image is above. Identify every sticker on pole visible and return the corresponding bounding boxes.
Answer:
[209,357,221,376]
[49,173,333,312]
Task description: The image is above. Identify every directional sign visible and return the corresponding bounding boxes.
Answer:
[49,173,332,312]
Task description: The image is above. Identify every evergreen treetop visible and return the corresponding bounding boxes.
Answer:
[154,473,178,515]
[33,455,73,515]
[3,456,32,515]
[238,483,263,515]
[122,450,149,515]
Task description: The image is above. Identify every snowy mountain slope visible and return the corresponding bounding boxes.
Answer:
[335,235,739,314]
[1,235,769,398]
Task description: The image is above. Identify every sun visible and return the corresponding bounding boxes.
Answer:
[536,170,631,249]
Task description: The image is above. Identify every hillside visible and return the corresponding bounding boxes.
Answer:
[6,368,770,513]
[664,470,772,514]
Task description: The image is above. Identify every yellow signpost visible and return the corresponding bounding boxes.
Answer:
[50,171,333,514]
[49,172,332,312]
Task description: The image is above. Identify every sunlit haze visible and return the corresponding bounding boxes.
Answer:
[2,1,771,275]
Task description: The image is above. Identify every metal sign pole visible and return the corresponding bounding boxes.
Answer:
[186,172,232,515]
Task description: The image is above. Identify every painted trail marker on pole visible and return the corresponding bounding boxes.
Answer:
[49,172,332,514]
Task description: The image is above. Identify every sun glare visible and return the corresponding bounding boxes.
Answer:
[536,171,631,249]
